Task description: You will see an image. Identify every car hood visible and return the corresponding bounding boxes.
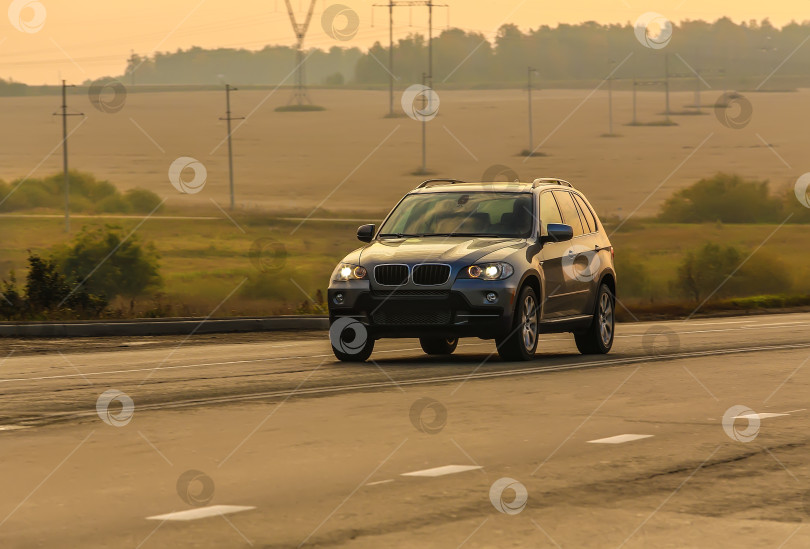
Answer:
[357,237,525,266]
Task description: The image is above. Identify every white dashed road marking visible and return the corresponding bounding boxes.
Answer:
[366,479,395,486]
[734,412,789,420]
[401,465,482,477]
[587,434,654,444]
[146,505,255,521]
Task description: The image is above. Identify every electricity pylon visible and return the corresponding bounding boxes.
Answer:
[372,1,449,115]
[283,0,317,106]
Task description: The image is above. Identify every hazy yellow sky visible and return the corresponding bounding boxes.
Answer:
[0,0,804,84]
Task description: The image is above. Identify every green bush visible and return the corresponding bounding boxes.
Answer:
[0,255,107,320]
[614,252,651,299]
[124,188,162,212]
[674,243,793,302]
[55,225,162,299]
[658,173,783,223]
[0,171,161,214]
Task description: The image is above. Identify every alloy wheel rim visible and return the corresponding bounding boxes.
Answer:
[522,295,538,351]
[599,292,614,346]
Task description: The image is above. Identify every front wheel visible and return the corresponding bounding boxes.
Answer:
[574,284,615,355]
[330,318,375,362]
[496,285,539,361]
[420,337,458,355]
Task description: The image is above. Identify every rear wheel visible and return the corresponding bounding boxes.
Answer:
[496,285,539,361]
[574,284,615,355]
[420,337,458,355]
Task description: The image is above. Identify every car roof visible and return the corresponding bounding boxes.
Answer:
[410,180,573,194]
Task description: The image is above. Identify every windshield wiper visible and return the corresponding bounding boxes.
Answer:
[422,233,513,238]
[378,233,422,238]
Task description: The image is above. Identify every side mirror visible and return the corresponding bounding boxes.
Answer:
[541,223,573,244]
[357,224,376,243]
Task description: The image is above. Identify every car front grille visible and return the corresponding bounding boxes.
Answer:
[413,264,451,285]
[371,289,450,298]
[371,306,452,326]
[374,264,409,286]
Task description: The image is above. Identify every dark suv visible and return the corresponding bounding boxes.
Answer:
[327,179,616,362]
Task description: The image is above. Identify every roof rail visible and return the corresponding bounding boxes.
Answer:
[532,178,573,189]
[415,178,467,189]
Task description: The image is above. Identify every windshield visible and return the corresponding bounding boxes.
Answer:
[378,192,534,238]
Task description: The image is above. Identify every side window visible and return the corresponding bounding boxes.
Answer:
[573,194,597,233]
[554,191,584,236]
[538,192,563,234]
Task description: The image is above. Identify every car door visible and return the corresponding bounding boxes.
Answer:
[537,191,568,319]
[553,190,594,316]
[573,193,610,315]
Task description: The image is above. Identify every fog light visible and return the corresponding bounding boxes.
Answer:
[334,293,345,305]
[486,292,498,303]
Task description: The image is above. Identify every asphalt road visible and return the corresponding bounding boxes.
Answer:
[1,312,809,548]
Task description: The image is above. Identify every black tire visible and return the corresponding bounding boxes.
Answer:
[496,285,540,361]
[574,283,615,355]
[330,319,375,362]
[420,337,459,355]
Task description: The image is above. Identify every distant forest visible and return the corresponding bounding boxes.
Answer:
[2,18,810,93]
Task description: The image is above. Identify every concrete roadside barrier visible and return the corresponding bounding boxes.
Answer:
[0,316,329,337]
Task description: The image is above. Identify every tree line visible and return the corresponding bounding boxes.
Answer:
[2,17,810,95]
[114,18,810,88]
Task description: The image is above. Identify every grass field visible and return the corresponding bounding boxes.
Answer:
[1,212,808,318]
[0,87,807,219]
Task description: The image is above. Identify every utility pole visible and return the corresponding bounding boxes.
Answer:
[427,0,433,88]
[421,72,427,173]
[53,80,83,233]
[608,75,614,134]
[220,84,244,210]
[527,67,537,153]
[388,1,394,115]
[664,53,671,121]
[632,74,637,125]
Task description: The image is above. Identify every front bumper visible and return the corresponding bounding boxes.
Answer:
[327,279,518,339]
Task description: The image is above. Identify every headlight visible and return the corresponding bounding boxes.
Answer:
[332,263,367,281]
[461,262,514,281]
